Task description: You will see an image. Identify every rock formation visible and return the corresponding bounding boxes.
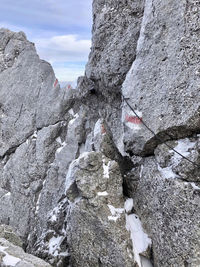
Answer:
[0,225,52,266]
[0,0,200,266]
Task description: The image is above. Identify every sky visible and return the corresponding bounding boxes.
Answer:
[0,0,93,86]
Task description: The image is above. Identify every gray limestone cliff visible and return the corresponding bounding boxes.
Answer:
[0,0,200,266]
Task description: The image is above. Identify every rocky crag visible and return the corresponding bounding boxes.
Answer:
[0,0,200,266]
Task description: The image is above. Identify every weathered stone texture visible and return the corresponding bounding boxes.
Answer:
[122,0,200,155]
[86,0,144,92]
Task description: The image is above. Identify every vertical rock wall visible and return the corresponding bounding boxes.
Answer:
[0,0,200,266]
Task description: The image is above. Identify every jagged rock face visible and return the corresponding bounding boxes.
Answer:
[0,225,52,267]
[127,136,200,267]
[0,29,70,158]
[29,125,152,267]
[0,238,52,267]
[65,152,133,266]
[0,28,77,250]
[86,0,144,92]
[0,0,200,266]
[122,0,200,155]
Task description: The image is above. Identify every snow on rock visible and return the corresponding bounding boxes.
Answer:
[93,119,106,151]
[125,199,152,267]
[65,159,78,193]
[103,158,110,179]
[184,182,200,191]
[48,236,64,256]
[107,204,124,222]
[172,139,196,163]
[68,113,79,126]
[157,164,177,179]
[3,192,11,198]
[35,179,46,214]
[56,137,67,154]
[32,131,38,139]
[68,108,74,116]
[97,191,108,196]
[125,198,134,213]
[157,138,196,180]
[191,182,200,190]
[0,245,21,266]
[93,119,102,137]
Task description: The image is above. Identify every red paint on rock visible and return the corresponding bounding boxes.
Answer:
[54,79,58,88]
[101,124,106,134]
[125,115,142,124]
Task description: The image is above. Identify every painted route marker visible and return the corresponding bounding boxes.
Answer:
[101,124,106,134]
[67,84,72,90]
[125,115,142,124]
[54,78,58,88]
[124,111,143,131]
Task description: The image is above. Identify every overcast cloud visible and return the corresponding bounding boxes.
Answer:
[0,0,92,83]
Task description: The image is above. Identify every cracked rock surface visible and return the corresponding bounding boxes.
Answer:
[122,0,200,155]
[0,0,200,266]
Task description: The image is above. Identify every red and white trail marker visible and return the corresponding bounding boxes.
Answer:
[54,78,58,88]
[67,84,72,90]
[125,115,142,124]
[124,111,143,131]
[101,124,106,134]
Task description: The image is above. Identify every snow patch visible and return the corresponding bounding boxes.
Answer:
[68,113,79,126]
[65,159,79,193]
[158,138,196,180]
[56,137,67,154]
[173,139,195,163]
[32,131,37,139]
[125,198,134,213]
[97,191,108,196]
[94,119,102,137]
[35,179,46,214]
[184,182,200,190]
[117,134,127,156]
[157,164,177,179]
[125,213,152,267]
[139,165,144,179]
[68,108,74,116]
[103,159,110,179]
[191,182,200,190]
[107,204,124,222]
[56,137,62,145]
[48,236,64,256]
[0,245,21,266]
[3,192,11,198]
